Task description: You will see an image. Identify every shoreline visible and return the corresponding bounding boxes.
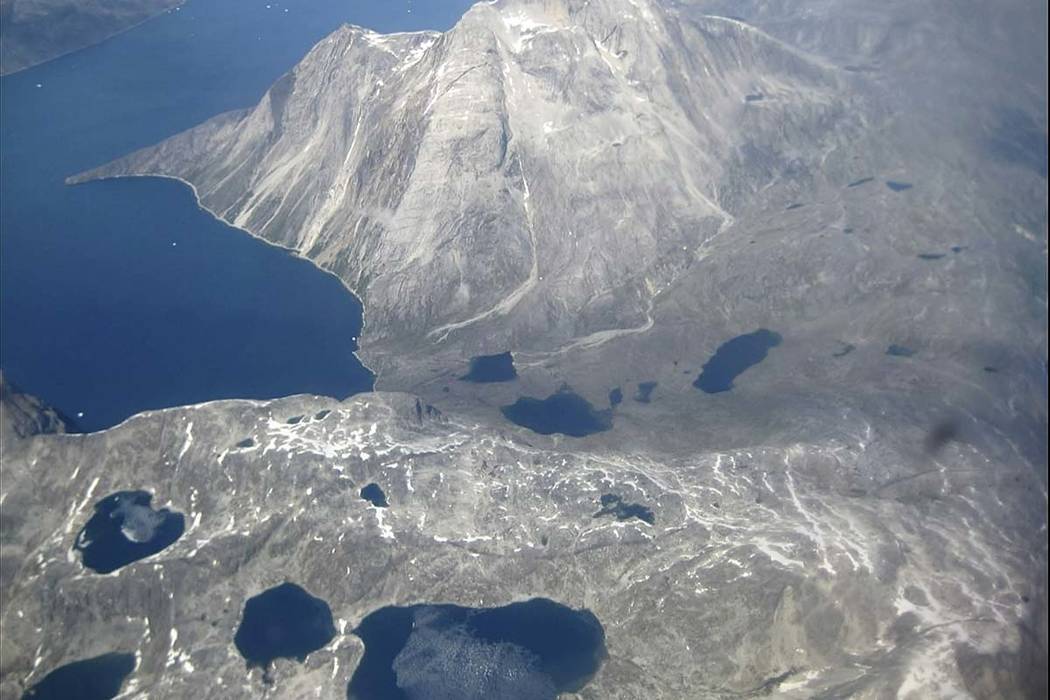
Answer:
[0,2,188,78]
[63,170,381,428]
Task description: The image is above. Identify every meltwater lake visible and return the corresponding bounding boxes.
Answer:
[0,0,474,432]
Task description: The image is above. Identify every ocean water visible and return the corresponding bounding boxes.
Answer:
[0,0,474,431]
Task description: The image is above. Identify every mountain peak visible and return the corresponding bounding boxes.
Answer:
[76,0,855,385]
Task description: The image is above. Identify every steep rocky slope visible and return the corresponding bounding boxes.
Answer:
[78,0,1046,396]
[78,0,871,366]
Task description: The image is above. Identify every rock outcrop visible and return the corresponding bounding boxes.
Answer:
[0,391,1044,698]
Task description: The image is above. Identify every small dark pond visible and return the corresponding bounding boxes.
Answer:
[74,491,184,574]
[847,176,874,187]
[744,93,764,102]
[501,388,612,437]
[234,582,336,669]
[832,342,855,358]
[608,387,623,406]
[22,652,135,700]
[785,203,804,210]
[593,494,655,525]
[917,253,945,260]
[460,352,517,383]
[886,344,916,357]
[634,381,658,403]
[693,329,782,394]
[885,181,914,192]
[348,598,606,700]
[360,483,389,508]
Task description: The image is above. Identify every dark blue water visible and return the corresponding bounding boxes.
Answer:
[608,387,623,406]
[74,491,184,574]
[360,483,389,508]
[234,582,336,669]
[693,329,782,393]
[634,381,657,403]
[593,494,655,525]
[917,253,946,260]
[460,352,518,383]
[502,388,612,437]
[886,344,916,357]
[22,653,135,700]
[348,598,606,700]
[0,0,475,432]
[885,180,914,192]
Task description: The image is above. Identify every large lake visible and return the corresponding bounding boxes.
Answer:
[0,0,474,431]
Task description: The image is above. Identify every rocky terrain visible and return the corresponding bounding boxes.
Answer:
[3,0,1047,697]
[0,372,67,444]
[1,386,1045,698]
[0,0,183,75]
[77,0,1046,395]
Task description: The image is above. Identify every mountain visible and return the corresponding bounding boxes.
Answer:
[74,0,863,371]
[74,0,1047,531]
[0,0,183,75]
[7,0,1047,696]
[77,0,1046,396]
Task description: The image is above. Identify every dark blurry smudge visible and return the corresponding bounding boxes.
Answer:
[925,420,960,454]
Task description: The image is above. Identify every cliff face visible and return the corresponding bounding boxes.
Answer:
[81,0,869,356]
[0,0,183,75]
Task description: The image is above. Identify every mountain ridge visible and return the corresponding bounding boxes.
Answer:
[74,0,871,369]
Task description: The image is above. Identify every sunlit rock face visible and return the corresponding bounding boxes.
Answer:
[78,0,867,372]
